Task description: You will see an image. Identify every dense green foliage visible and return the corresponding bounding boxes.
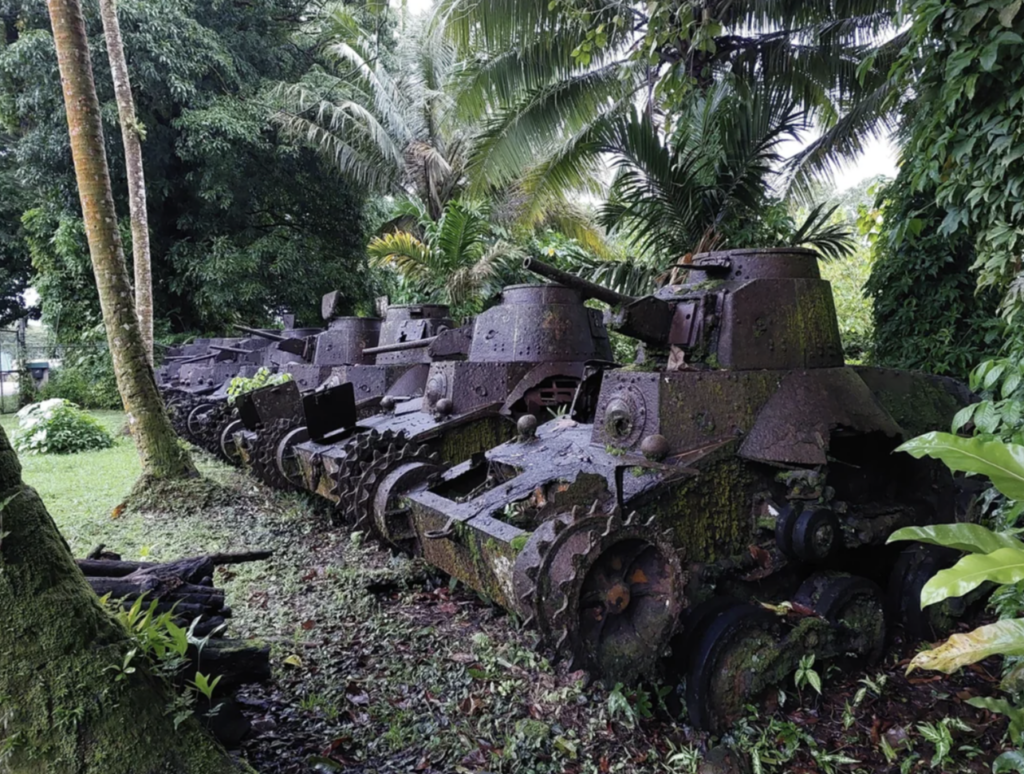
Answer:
[896,0,1024,322]
[865,177,1000,377]
[13,398,114,454]
[0,0,374,338]
[38,347,121,410]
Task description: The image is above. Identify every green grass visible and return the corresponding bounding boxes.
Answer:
[0,410,141,554]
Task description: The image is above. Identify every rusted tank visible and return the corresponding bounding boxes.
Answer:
[233,302,453,489]
[283,283,613,532]
[349,249,972,731]
[161,323,321,458]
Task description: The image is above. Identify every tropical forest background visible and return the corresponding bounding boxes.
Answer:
[0,0,1018,411]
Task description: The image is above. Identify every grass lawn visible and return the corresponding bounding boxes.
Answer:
[0,410,144,555]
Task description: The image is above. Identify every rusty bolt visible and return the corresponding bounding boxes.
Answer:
[640,434,670,461]
[517,413,538,440]
[380,395,396,412]
[435,398,454,416]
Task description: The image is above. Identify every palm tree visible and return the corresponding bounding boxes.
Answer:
[271,4,467,217]
[368,197,522,317]
[46,0,194,481]
[433,0,903,198]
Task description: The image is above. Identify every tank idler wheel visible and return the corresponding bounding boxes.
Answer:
[275,425,310,488]
[795,573,887,666]
[887,544,963,642]
[685,603,781,733]
[186,402,217,442]
[217,416,244,465]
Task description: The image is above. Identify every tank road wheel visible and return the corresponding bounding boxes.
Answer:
[888,544,963,642]
[513,506,684,684]
[350,438,443,552]
[251,418,300,491]
[795,573,887,666]
[685,604,781,733]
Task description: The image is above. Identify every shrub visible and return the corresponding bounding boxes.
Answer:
[226,367,292,402]
[39,348,121,410]
[13,399,115,455]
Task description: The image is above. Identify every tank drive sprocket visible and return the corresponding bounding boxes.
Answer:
[329,430,404,519]
[350,437,443,549]
[251,418,301,491]
[513,505,684,684]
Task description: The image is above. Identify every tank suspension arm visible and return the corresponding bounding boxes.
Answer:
[363,336,438,356]
[232,324,287,342]
[522,257,634,308]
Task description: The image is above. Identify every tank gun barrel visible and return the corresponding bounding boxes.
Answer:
[523,257,634,308]
[363,336,438,356]
[232,324,287,342]
[175,352,218,365]
[209,344,252,355]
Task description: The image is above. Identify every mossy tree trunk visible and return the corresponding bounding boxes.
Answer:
[0,426,246,773]
[99,0,153,364]
[47,0,194,480]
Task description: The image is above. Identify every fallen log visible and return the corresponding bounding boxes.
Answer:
[187,640,271,692]
[88,578,225,610]
[78,550,271,585]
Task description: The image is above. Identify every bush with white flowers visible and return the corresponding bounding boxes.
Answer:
[12,399,115,455]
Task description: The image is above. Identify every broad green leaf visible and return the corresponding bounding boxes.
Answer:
[897,432,1024,500]
[1000,0,1023,28]
[950,403,977,433]
[908,619,1024,673]
[921,546,1024,605]
[888,523,1023,554]
[995,750,1024,773]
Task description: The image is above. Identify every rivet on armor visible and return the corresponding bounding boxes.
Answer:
[435,398,454,416]
[517,413,538,440]
[640,434,670,461]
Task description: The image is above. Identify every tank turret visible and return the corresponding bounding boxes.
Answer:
[525,249,843,369]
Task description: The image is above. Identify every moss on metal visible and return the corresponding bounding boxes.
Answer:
[438,416,513,466]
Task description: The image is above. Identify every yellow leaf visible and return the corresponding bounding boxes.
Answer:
[283,654,303,668]
[908,618,1024,674]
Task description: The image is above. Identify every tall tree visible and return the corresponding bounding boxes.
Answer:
[98,0,152,362]
[46,0,193,480]
[0,425,243,772]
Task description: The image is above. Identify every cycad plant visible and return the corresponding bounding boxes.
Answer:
[368,198,523,318]
[539,85,855,296]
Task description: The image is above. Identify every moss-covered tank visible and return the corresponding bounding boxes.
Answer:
[356,249,973,731]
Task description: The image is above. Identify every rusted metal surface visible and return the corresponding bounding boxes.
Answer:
[374,305,454,365]
[363,248,977,732]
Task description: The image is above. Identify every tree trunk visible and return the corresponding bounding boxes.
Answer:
[47,0,194,480]
[99,0,153,364]
[0,427,247,773]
